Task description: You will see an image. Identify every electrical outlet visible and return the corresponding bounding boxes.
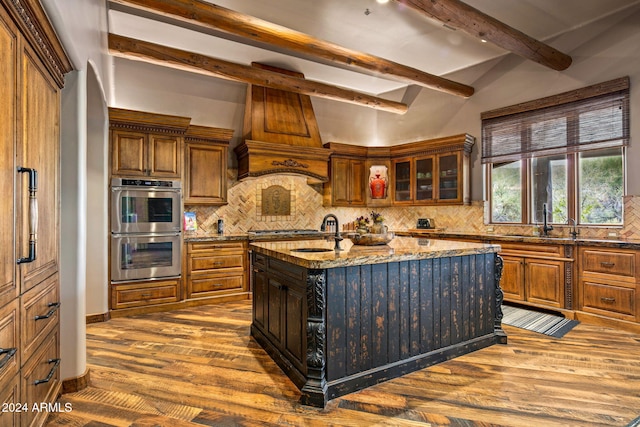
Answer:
[608,232,618,238]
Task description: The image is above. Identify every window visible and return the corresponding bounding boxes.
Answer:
[482,77,629,226]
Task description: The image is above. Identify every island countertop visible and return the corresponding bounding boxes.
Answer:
[250,236,501,269]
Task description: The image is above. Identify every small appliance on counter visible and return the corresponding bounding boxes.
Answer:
[416,218,435,229]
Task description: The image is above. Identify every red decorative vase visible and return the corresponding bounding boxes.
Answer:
[370,173,386,199]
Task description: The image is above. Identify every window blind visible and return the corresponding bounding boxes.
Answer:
[481,84,629,164]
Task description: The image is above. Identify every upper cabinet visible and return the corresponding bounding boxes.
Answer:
[184,125,234,205]
[109,108,191,178]
[323,143,367,207]
[391,134,474,206]
[324,134,474,207]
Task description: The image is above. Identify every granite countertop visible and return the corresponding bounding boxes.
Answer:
[250,236,501,269]
[183,233,248,242]
[404,229,640,249]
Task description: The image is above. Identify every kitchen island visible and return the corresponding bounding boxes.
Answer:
[250,237,506,407]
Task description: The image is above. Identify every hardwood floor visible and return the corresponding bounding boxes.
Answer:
[46,301,640,427]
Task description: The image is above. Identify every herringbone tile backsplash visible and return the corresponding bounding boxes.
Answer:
[185,172,640,240]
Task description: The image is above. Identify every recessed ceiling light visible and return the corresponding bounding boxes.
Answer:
[377,0,389,4]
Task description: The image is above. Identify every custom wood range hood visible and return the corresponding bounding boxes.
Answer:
[235,64,332,184]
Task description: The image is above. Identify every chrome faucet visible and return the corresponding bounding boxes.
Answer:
[542,203,553,236]
[568,218,579,239]
[321,214,343,251]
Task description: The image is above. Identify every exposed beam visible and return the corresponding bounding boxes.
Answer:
[108,0,474,98]
[395,0,572,71]
[108,34,409,115]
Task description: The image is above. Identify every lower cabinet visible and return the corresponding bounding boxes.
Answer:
[578,247,639,323]
[111,279,181,310]
[252,253,306,373]
[186,241,249,300]
[499,243,573,310]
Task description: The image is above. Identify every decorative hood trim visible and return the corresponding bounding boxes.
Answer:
[235,63,331,182]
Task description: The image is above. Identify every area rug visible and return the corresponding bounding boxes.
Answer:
[501,304,579,338]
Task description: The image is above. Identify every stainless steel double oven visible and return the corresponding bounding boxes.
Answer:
[110,178,182,283]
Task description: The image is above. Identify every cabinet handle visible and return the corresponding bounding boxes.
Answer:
[213,261,224,266]
[600,262,615,268]
[141,293,152,298]
[34,358,61,385]
[0,347,17,370]
[34,302,61,321]
[253,268,264,273]
[17,167,38,264]
[213,283,224,287]
[600,297,616,303]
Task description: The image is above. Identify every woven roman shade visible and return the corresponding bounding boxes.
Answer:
[481,78,630,164]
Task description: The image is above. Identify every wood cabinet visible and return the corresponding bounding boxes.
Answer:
[186,241,249,301]
[252,252,306,374]
[323,134,473,207]
[184,125,233,205]
[0,1,72,425]
[111,279,181,310]
[109,108,191,178]
[391,135,473,205]
[498,243,573,311]
[323,143,367,207]
[578,247,639,323]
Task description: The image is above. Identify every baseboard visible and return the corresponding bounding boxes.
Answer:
[61,368,90,394]
[86,312,111,324]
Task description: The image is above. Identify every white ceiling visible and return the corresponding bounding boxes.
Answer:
[108,0,640,96]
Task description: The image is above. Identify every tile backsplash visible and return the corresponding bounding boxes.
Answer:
[185,172,640,240]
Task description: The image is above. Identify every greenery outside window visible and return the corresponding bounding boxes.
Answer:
[482,77,629,226]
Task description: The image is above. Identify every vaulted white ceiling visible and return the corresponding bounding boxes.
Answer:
[107,0,640,97]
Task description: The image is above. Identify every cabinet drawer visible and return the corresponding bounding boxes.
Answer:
[21,328,60,427]
[112,279,180,309]
[581,249,635,279]
[0,299,19,386]
[0,373,20,427]
[20,274,59,365]
[499,243,563,258]
[581,280,636,320]
[189,274,244,297]
[190,253,244,272]
[188,242,245,253]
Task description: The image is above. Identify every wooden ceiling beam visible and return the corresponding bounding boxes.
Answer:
[108,34,409,115]
[395,0,572,71]
[108,0,474,98]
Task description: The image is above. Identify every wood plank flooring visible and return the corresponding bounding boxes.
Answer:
[46,301,640,426]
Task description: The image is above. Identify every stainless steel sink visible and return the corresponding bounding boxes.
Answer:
[291,248,333,253]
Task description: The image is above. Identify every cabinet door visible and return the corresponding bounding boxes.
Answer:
[393,159,412,203]
[437,153,460,203]
[184,142,227,204]
[415,156,434,202]
[500,256,525,301]
[253,267,267,331]
[111,130,147,176]
[283,284,306,373]
[149,134,181,178]
[349,159,366,205]
[267,276,284,344]
[0,13,17,306]
[331,158,351,205]
[18,42,60,292]
[526,259,564,308]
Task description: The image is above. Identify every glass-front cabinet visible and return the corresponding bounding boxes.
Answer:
[394,159,412,203]
[437,154,460,202]
[415,156,435,202]
[391,134,473,205]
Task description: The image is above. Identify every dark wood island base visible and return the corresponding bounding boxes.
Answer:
[250,238,506,407]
